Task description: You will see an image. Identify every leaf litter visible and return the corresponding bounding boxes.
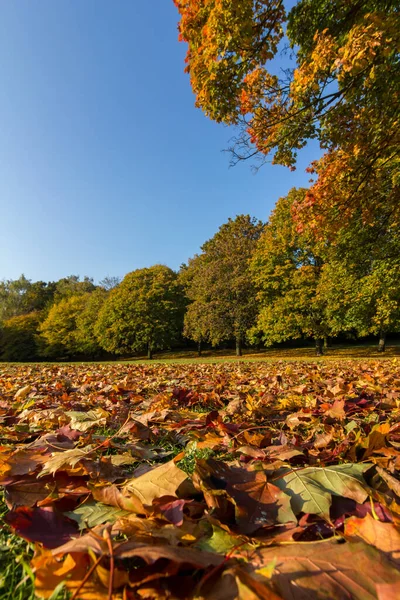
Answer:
[0,360,400,599]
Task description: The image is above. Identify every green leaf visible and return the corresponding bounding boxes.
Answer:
[66,502,130,530]
[197,525,250,555]
[273,463,370,516]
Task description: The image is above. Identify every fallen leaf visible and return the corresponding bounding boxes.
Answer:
[274,463,370,516]
[125,460,189,506]
[257,540,400,599]
[39,448,90,477]
[66,502,131,530]
[345,513,400,563]
[6,505,79,548]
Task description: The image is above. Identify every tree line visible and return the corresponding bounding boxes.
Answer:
[1,186,399,361]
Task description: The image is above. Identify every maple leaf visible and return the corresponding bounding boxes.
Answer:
[197,524,252,555]
[65,408,109,432]
[233,471,296,525]
[376,583,400,600]
[6,505,79,548]
[345,513,400,564]
[39,448,90,477]
[124,460,190,506]
[33,550,108,600]
[152,496,190,526]
[274,463,370,516]
[1,359,400,598]
[90,482,145,514]
[256,540,400,600]
[14,385,32,400]
[66,502,131,530]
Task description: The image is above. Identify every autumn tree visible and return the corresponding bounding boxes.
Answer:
[95,265,185,359]
[251,189,329,355]
[174,0,399,232]
[99,276,121,291]
[181,215,264,356]
[0,276,56,323]
[75,289,108,356]
[21,280,56,314]
[0,312,42,361]
[318,211,400,351]
[54,275,96,302]
[39,292,104,359]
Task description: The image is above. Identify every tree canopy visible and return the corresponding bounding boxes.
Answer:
[174,0,399,232]
[95,265,185,359]
[39,294,95,359]
[251,189,329,354]
[181,215,265,355]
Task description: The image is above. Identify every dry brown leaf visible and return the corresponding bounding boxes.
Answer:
[124,460,189,506]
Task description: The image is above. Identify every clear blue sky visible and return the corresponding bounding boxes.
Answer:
[0,0,318,284]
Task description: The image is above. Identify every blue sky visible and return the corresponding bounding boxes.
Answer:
[0,0,318,284]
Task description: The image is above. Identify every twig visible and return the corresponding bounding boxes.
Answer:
[230,425,272,442]
[104,528,114,600]
[70,554,103,600]
[195,541,249,594]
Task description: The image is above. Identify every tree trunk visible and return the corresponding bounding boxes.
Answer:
[236,337,242,357]
[197,341,202,357]
[315,338,324,356]
[323,336,329,350]
[147,344,153,360]
[378,330,386,352]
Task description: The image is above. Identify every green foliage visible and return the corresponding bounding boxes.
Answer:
[21,280,56,314]
[319,214,400,341]
[0,312,42,361]
[95,265,185,357]
[54,275,96,302]
[251,189,329,351]
[75,289,107,356]
[181,215,264,355]
[39,292,104,359]
[0,276,55,324]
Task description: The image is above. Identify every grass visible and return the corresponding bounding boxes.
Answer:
[126,342,400,364]
[0,493,35,600]
[0,497,70,600]
[2,343,399,368]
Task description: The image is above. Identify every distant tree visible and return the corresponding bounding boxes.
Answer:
[54,275,96,302]
[0,275,32,321]
[95,265,185,359]
[21,281,56,314]
[39,293,99,358]
[319,213,400,351]
[181,295,216,356]
[0,312,42,361]
[251,189,329,355]
[75,289,108,356]
[181,215,264,356]
[0,277,57,325]
[99,276,121,291]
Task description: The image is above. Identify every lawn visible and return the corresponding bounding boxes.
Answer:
[144,342,400,362]
[0,359,399,599]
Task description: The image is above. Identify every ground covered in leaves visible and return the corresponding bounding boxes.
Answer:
[0,361,400,600]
